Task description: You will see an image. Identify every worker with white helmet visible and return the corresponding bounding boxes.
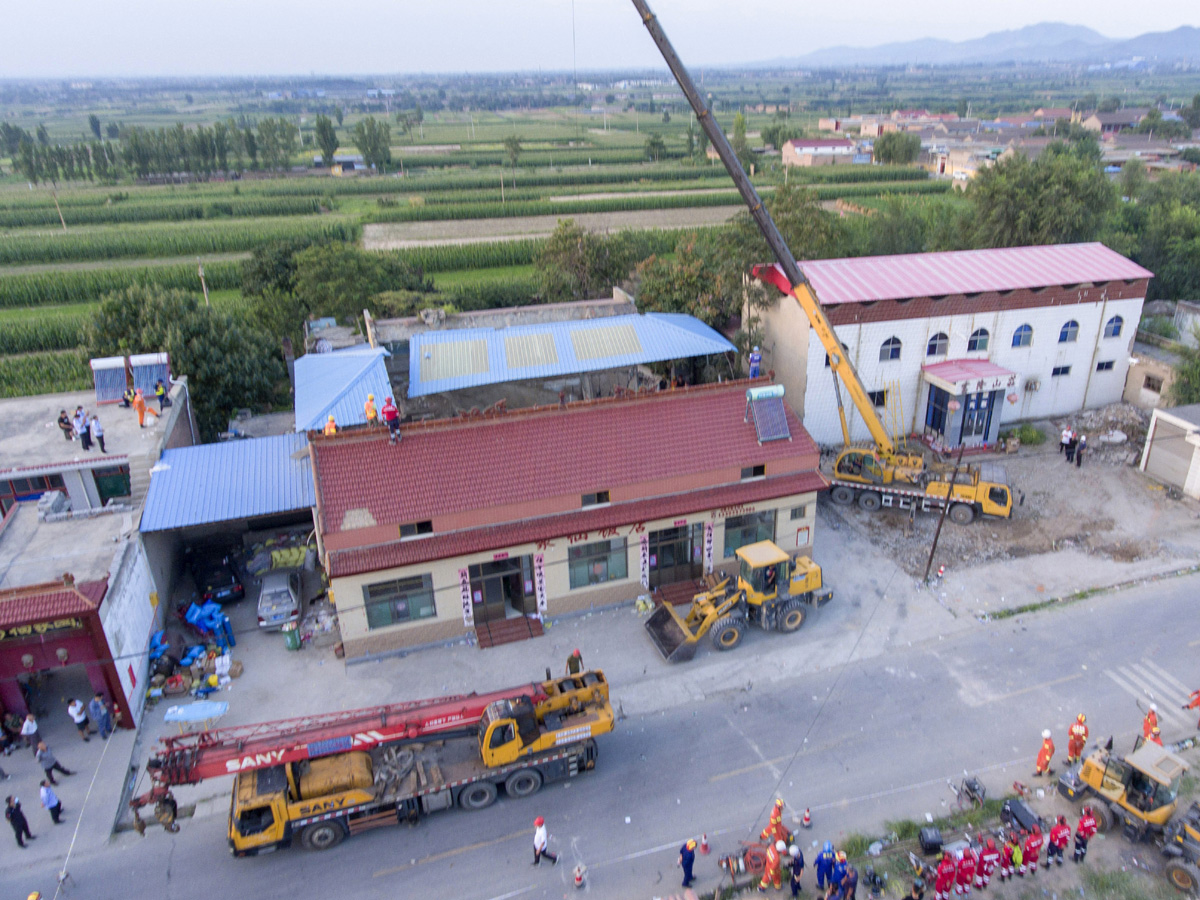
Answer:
[1034,729,1055,777]
[787,843,806,898]
[1143,703,1159,739]
[759,839,785,892]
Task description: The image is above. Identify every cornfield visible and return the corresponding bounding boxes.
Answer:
[0,260,243,308]
[0,350,91,399]
[0,317,87,354]
[0,197,321,229]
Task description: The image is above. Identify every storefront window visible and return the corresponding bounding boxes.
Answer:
[568,539,628,589]
[723,511,776,558]
[363,574,436,630]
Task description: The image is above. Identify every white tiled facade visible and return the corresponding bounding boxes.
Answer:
[762,296,1143,446]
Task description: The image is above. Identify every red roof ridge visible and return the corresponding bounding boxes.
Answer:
[0,575,107,609]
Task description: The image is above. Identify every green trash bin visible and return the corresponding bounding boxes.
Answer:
[282,622,301,651]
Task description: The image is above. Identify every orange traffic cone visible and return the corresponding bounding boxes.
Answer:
[802,808,812,829]
[573,864,586,888]
[700,833,710,855]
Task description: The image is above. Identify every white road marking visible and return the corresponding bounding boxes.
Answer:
[1141,658,1193,694]
[1105,666,1190,728]
[723,713,783,782]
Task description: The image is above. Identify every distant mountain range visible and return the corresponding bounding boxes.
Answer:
[767,22,1200,68]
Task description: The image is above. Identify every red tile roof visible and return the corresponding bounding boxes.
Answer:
[312,381,818,535]
[0,578,106,630]
[328,470,828,578]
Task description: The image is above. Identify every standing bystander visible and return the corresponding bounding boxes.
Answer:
[20,714,39,753]
[88,694,113,740]
[1075,435,1087,468]
[1059,427,1070,454]
[532,816,558,865]
[56,410,74,441]
[35,742,72,784]
[66,699,91,742]
[90,416,106,454]
[5,796,33,847]
[39,781,62,824]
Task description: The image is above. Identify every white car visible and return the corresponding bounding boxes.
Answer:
[257,571,302,631]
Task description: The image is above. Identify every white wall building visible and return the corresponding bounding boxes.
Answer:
[752,243,1153,448]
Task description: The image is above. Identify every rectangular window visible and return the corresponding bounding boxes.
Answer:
[741,464,766,480]
[363,574,436,630]
[1051,366,1071,377]
[723,510,777,558]
[1144,375,1164,393]
[1095,360,1115,372]
[399,520,433,538]
[790,505,808,520]
[867,390,887,408]
[568,539,627,589]
[582,491,610,507]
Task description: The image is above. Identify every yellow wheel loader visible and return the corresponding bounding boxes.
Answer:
[644,540,832,662]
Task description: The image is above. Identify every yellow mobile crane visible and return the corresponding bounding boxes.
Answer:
[630,0,1016,525]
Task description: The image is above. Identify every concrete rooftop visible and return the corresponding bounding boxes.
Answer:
[0,503,133,590]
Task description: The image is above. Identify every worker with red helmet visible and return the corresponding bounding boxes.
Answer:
[1022,825,1043,876]
[934,852,957,900]
[977,836,1000,888]
[1066,714,1088,764]
[1074,806,1098,863]
[1047,815,1071,867]
[1186,689,1200,729]
[1143,704,1159,739]
[998,833,1016,882]
[1148,726,1164,746]
[381,396,401,443]
[954,846,976,896]
[566,648,584,676]
[1033,730,1055,777]
[759,839,785,892]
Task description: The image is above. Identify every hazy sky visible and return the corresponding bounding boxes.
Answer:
[3,0,1196,78]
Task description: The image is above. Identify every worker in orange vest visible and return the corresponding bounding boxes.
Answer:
[132,389,158,428]
[1033,729,1055,777]
[759,839,785,892]
[1143,704,1159,739]
[760,798,788,844]
[323,415,337,436]
[364,394,377,424]
[1148,726,1164,747]
[1185,689,1200,730]
[1066,714,1088,764]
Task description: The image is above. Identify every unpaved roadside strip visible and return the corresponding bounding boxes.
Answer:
[0,251,251,277]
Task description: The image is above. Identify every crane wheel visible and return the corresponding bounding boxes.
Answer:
[711,617,744,651]
[458,781,499,811]
[858,491,882,512]
[948,503,976,525]
[300,821,345,851]
[1165,859,1200,893]
[505,769,543,799]
[830,486,855,506]
[777,602,807,634]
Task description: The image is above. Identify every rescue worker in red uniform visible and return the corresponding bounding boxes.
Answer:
[761,798,789,844]
[1143,704,1159,739]
[1186,689,1200,729]
[978,837,1000,888]
[1148,726,1164,747]
[1048,815,1071,867]
[759,839,785,892]
[1074,806,1098,863]
[934,852,957,900]
[1033,730,1055,777]
[1066,714,1088,764]
[955,847,976,896]
[1023,826,1043,876]
[998,834,1016,882]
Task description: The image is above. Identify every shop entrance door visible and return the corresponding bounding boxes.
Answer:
[647,524,703,589]
[959,390,996,444]
[469,557,535,624]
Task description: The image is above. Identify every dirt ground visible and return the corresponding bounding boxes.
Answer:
[820,406,1200,579]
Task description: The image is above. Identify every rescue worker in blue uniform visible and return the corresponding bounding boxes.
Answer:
[816,841,836,890]
[831,850,848,892]
[679,838,697,888]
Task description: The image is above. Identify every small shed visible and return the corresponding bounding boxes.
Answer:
[1139,404,1200,498]
[89,356,127,404]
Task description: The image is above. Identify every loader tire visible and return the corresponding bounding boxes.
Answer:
[1165,859,1200,893]
[711,617,744,651]
[831,485,855,506]
[858,491,882,512]
[777,601,807,634]
[300,821,345,851]
[1091,802,1114,833]
[949,503,976,525]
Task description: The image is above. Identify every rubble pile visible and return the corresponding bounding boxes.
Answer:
[1053,403,1150,467]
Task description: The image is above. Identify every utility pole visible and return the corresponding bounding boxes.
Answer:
[923,443,966,583]
[198,258,210,307]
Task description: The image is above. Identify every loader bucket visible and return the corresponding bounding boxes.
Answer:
[645,602,699,662]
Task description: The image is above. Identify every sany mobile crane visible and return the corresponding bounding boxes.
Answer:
[130,668,613,855]
[630,0,1017,525]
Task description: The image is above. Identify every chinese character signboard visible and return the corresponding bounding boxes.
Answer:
[639,534,650,588]
[458,568,473,628]
[703,522,714,574]
[534,554,548,614]
[0,617,84,643]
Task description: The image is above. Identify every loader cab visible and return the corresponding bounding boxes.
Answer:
[479,697,539,767]
[736,541,792,604]
[1080,743,1188,827]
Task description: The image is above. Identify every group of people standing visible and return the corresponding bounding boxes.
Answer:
[1058,427,1087,467]
[56,406,106,453]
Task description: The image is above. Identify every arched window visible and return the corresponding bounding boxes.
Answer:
[1059,320,1079,343]
[926,332,949,357]
[1104,315,1124,339]
[879,337,902,361]
[1012,324,1033,348]
[968,328,989,352]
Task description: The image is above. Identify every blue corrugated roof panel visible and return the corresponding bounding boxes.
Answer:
[294,347,392,432]
[140,433,315,533]
[408,313,734,398]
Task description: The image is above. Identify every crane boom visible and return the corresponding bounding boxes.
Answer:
[148,682,547,785]
[629,0,901,460]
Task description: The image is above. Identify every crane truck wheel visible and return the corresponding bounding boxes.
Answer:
[948,503,976,525]
[830,486,855,506]
[711,617,744,651]
[857,491,882,512]
[300,821,346,851]
[504,769,543,799]
[777,602,807,634]
[458,781,499,811]
[1165,859,1200,893]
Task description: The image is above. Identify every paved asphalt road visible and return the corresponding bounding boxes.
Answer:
[6,574,1197,900]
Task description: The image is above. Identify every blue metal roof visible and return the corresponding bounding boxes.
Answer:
[407,313,735,398]
[294,347,392,432]
[140,433,315,533]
